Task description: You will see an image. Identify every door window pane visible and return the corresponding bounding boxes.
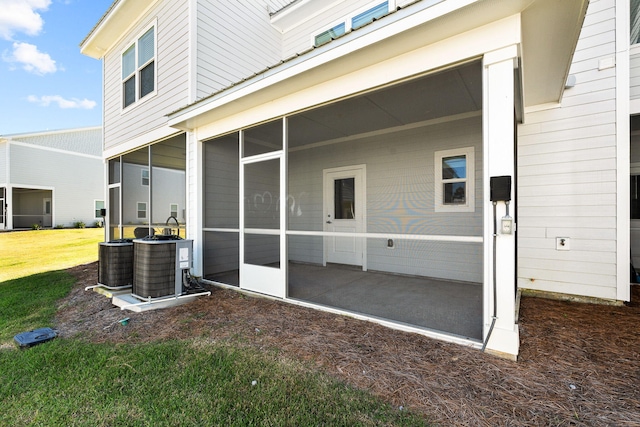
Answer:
[244,159,280,229]
[334,178,355,219]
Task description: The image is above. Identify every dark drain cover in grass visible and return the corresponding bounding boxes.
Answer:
[13,327,57,348]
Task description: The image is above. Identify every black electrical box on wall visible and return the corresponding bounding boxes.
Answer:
[490,176,512,202]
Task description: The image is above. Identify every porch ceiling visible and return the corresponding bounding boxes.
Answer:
[287,61,482,148]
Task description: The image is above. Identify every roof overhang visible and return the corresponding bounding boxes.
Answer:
[80,0,158,59]
[167,0,587,131]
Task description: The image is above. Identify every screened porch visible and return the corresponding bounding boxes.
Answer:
[202,60,484,341]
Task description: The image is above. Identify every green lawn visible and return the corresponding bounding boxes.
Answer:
[0,228,103,281]
[0,230,430,426]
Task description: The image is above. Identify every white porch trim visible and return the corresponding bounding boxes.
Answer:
[482,45,519,359]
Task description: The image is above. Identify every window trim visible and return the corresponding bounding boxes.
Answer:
[120,20,157,112]
[434,147,475,213]
[141,168,150,186]
[137,201,148,219]
[94,200,105,219]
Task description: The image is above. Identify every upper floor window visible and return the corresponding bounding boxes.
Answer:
[122,25,155,109]
[352,2,388,29]
[315,23,346,46]
[313,2,389,47]
[633,0,640,45]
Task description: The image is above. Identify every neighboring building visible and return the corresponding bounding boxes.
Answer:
[80,0,635,360]
[0,127,104,230]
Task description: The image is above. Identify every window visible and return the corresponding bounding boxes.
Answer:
[137,202,147,219]
[141,168,149,186]
[352,2,388,29]
[122,25,155,109]
[170,203,178,218]
[95,200,105,218]
[313,2,389,47]
[334,178,355,219]
[315,23,345,46]
[633,0,640,44]
[434,147,475,212]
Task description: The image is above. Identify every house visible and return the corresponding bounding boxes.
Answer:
[0,127,104,230]
[80,0,633,360]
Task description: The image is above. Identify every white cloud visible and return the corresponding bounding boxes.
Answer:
[4,41,56,74]
[27,95,97,110]
[0,0,51,40]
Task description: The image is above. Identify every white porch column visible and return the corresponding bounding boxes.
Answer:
[483,46,519,360]
[6,185,13,230]
[186,130,204,277]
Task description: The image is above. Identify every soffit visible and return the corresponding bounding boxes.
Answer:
[520,0,589,107]
[80,0,158,59]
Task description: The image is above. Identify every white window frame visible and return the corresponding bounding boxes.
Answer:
[94,200,105,219]
[141,168,149,186]
[121,20,157,112]
[434,147,475,213]
[137,202,148,219]
[311,1,391,47]
[170,203,178,218]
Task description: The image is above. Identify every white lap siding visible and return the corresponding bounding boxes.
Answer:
[517,0,618,299]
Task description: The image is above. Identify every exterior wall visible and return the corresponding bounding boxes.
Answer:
[9,144,104,227]
[0,142,6,184]
[103,0,190,151]
[517,0,618,299]
[288,115,483,282]
[195,0,287,99]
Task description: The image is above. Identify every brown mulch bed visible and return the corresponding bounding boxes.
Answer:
[56,262,640,426]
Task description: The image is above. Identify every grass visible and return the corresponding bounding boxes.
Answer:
[0,228,103,281]
[0,271,75,343]
[0,339,427,426]
[0,230,430,426]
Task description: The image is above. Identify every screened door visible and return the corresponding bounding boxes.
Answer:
[240,120,286,298]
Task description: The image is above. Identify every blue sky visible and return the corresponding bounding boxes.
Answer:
[0,0,113,136]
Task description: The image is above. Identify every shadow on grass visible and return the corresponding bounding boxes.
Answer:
[0,270,74,343]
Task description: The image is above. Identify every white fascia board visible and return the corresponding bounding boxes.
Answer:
[1,126,101,140]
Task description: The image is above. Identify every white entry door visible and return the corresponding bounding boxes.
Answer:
[323,165,366,267]
[0,196,4,229]
[43,198,52,227]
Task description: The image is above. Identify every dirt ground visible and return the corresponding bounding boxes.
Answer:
[56,262,640,426]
